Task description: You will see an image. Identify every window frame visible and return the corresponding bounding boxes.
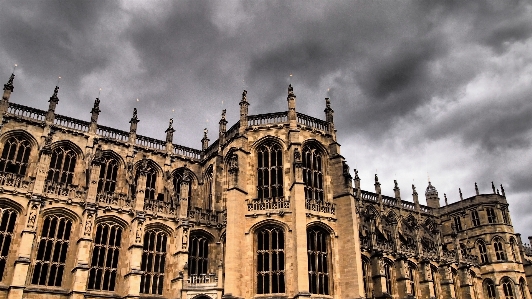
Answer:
[256,142,284,200]
[302,144,324,203]
[307,226,331,295]
[0,207,17,281]
[0,135,32,176]
[256,225,286,295]
[140,229,168,295]
[47,146,77,185]
[87,222,122,292]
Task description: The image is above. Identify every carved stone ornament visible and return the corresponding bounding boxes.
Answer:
[26,204,39,229]
[182,227,189,249]
[135,222,144,243]
[84,213,94,237]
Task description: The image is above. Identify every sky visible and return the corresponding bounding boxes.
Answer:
[0,1,531,238]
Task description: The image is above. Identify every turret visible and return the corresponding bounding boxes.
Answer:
[425,181,440,208]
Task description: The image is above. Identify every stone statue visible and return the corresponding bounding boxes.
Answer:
[84,213,93,236]
[288,84,294,95]
[294,148,301,161]
[221,109,226,120]
[182,228,189,249]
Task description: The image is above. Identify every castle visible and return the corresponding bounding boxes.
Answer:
[0,72,530,299]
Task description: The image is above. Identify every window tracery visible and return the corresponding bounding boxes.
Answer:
[502,278,515,299]
[362,258,371,297]
[47,146,77,184]
[88,222,122,291]
[140,229,167,295]
[485,279,496,299]
[0,208,17,280]
[477,241,489,264]
[188,234,209,277]
[487,208,497,224]
[31,215,72,286]
[307,226,329,295]
[173,169,192,209]
[471,210,480,227]
[256,226,285,294]
[302,145,323,203]
[494,237,506,261]
[97,157,119,194]
[0,136,31,175]
[257,142,283,199]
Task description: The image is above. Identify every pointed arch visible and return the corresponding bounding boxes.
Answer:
[0,130,37,176]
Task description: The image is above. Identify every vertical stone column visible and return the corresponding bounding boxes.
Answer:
[223,151,246,299]
[31,147,52,195]
[395,257,413,298]
[171,221,189,299]
[124,213,145,298]
[45,86,60,125]
[178,180,190,219]
[219,109,227,147]
[287,84,297,129]
[370,253,388,298]
[439,264,456,299]
[239,90,249,135]
[458,265,475,299]
[419,260,436,299]
[69,204,97,299]
[128,108,139,144]
[85,147,103,203]
[134,159,148,212]
[323,97,336,140]
[8,196,43,299]
[291,144,311,298]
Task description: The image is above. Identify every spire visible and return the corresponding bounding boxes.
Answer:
[425,181,440,208]
[45,85,60,123]
[287,84,297,128]
[165,118,175,143]
[239,90,249,134]
[393,179,401,200]
[500,184,505,197]
[201,128,209,151]
[89,97,101,133]
[3,73,14,93]
[444,193,448,205]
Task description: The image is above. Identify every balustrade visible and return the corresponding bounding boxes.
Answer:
[247,112,288,126]
[43,180,86,199]
[7,103,46,121]
[143,198,176,215]
[54,114,89,132]
[0,172,31,190]
[96,192,131,208]
[247,197,290,211]
[296,112,329,131]
[186,274,217,287]
[187,207,220,224]
[174,144,202,160]
[136,135,166,151]
[305,199,336,215]
[97,125,129,142]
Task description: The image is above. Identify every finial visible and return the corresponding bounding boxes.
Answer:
[459,188,463,200]
[204,128,208,137]
[394,179,399,189]
[444,193,448,205]
[3,72,15,92]
[353,169,359,180]
[412,184,417,195]
[221,109,226,120]
[500,184,505,197]
[52,85,59,98]
[130,108,139,123]
[374,173,379,183]
[168,118,173,129]
[242,90,247,101]
[475,182,479,195]
[288,84,294,96]
[325,97,331,108]
[492,182,496,194]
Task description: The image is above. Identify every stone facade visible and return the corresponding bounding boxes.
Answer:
[0,73,529,299]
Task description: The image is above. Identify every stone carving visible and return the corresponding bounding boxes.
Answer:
[182,227,189,249]
[135,223,143,243]
[27,204,39,229]
[84,213,93,236]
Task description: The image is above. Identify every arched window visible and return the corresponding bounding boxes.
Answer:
[257,142,283,199]
[88,222,122,291]
[384,261,393,294]
[140,230,167,295]
[519,278,528,299]
[203,167,213,210]
[307,226,329,295]
[485,279,496,299]
[509,238,518,262]
[478,241,489,264]
[98,157,119,194]
[502,278,515,299]
[302,145,323,203]
[362,258,371,297]
[487,208,497,224]
[0,208,17,280]
[494,237,506,261]
[0,136,31,175]
[47,146,77,184]
[256,226,285,294]
[471,210,480,226]
[188,234,209,277]
[31,215,72,286]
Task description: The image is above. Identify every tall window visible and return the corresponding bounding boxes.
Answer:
[31,215,72,286]
[362,258,371,297]
[203,167,213,210]
[302,145,323,202]
[173,169,192,207]
[487,208,497,224]
[144,167,157,200]
[485,279,496,299]
[510,238,518,262]
[307,226,329,295]
[88,223,122,291]
[453,269,461,299]
[188,234,209,276]
[256,226,285,294]
[471,210,480,227]
[47,146,77,184]
[494,238,506,261]
[140,230,167,295]
[257,142,283,199]
[384,262,393,294]
[98,157,118,194]
[453,216,462,231]
[478,241,489,264]
[502,209,509,224]
[502,278,515,299]
[0,136,31,175]
[0,208,17,280]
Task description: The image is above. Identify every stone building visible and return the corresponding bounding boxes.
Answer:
[0,72,530,299]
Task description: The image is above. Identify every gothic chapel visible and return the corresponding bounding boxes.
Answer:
[0,72,530,299]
